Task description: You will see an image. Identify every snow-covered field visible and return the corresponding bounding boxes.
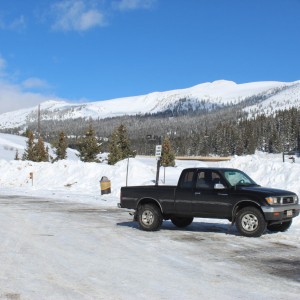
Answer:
[0,132,300,229]
[0,133,300,299]
[1,133,300,211]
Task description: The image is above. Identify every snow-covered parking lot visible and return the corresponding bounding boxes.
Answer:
[0,195,300,300]
[0,133,300,299]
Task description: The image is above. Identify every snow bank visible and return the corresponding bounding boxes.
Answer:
[219,152,300,195]
[0,134,299,231]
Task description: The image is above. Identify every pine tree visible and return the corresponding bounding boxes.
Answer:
[33,136,49,162]
[23,131,49,162]
[22,130,35,161]
[199,127,210,156]
[77,124,101,162]
[117,124,133,159]
[161,136,175,167]
[108,129,122,165]
[108,124,134,165]
[24,128,32,138]
[52,131,68,161]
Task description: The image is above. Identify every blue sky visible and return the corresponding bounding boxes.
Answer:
[0,0,300,113]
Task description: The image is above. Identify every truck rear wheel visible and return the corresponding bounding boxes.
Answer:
[236,207,266,237]
[267,220,292,232]
[137,204,163,231]
[171,217,194,228]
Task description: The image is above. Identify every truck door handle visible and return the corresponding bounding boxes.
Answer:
[195,192,201,195]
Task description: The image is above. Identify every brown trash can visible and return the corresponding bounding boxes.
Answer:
[100,176,111,195]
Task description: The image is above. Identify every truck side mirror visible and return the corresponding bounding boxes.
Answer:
[214,183,225,190]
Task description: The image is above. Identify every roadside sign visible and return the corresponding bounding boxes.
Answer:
[155,145,162,157]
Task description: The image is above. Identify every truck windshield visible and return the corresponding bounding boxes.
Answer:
[222,170,258,187]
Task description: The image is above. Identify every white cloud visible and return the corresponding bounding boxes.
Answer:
[0,55,6,71]
[0,15,26,31]
[22,77,51,90]
[0,54,7,77]
[51,0,105,32]
[0,55,54,114]
[9,15,27,31]
[113,0,156,11]
[0,80,50,114]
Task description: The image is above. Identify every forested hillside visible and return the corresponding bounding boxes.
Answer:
[2,106,299,157]
[1,80,300,157]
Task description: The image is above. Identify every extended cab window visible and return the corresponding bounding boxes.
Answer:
[196,171,223,189]
[180,171,194,188]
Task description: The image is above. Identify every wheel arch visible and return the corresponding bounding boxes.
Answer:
[137,198,163,213]
[232,200,264,223]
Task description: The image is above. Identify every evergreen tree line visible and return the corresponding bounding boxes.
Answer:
[4,107,300,158]
[21,130,68,162]
[19,124,138,165]
[8,103,245,152]
[171,108,300,156]
[109,108,300,156]
[127,107,300,156]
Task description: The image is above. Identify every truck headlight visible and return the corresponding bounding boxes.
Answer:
[265,197,280,205]
[266,195,298,204]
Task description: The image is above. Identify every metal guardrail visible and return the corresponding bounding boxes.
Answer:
[136,155,231,162]
[175,156,231,162]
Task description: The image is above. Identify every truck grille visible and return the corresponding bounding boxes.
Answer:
[282,196,296,204]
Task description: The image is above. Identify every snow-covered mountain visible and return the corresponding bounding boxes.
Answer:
[0,79,300,129]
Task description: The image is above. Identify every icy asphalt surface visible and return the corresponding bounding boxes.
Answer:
[0,195,299,300]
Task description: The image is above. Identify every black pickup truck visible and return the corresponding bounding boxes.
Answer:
[118,167,300,237]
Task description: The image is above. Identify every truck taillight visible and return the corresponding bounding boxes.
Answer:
[118,192,123,208]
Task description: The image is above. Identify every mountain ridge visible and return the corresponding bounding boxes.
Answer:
[1,79,300,130]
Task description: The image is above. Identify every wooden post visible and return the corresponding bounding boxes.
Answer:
[29,172,33,186]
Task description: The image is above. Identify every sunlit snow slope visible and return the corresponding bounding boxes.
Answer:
[0,80,300,129]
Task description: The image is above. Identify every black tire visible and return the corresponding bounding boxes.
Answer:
[267,220,292,232]
[137,204,163,231]
[171,217,194,228]
[236,207,266,237]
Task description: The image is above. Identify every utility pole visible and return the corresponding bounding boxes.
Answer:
[37,104,41,137]
[126,157,130,186]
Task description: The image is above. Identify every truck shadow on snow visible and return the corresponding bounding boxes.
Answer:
[164,220,237,235]
[116,220,239,236]
[117,220,289,237]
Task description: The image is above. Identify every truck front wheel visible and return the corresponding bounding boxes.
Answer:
[171,217,194,228]
[236,207,266,237]
[137,204,163,231]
